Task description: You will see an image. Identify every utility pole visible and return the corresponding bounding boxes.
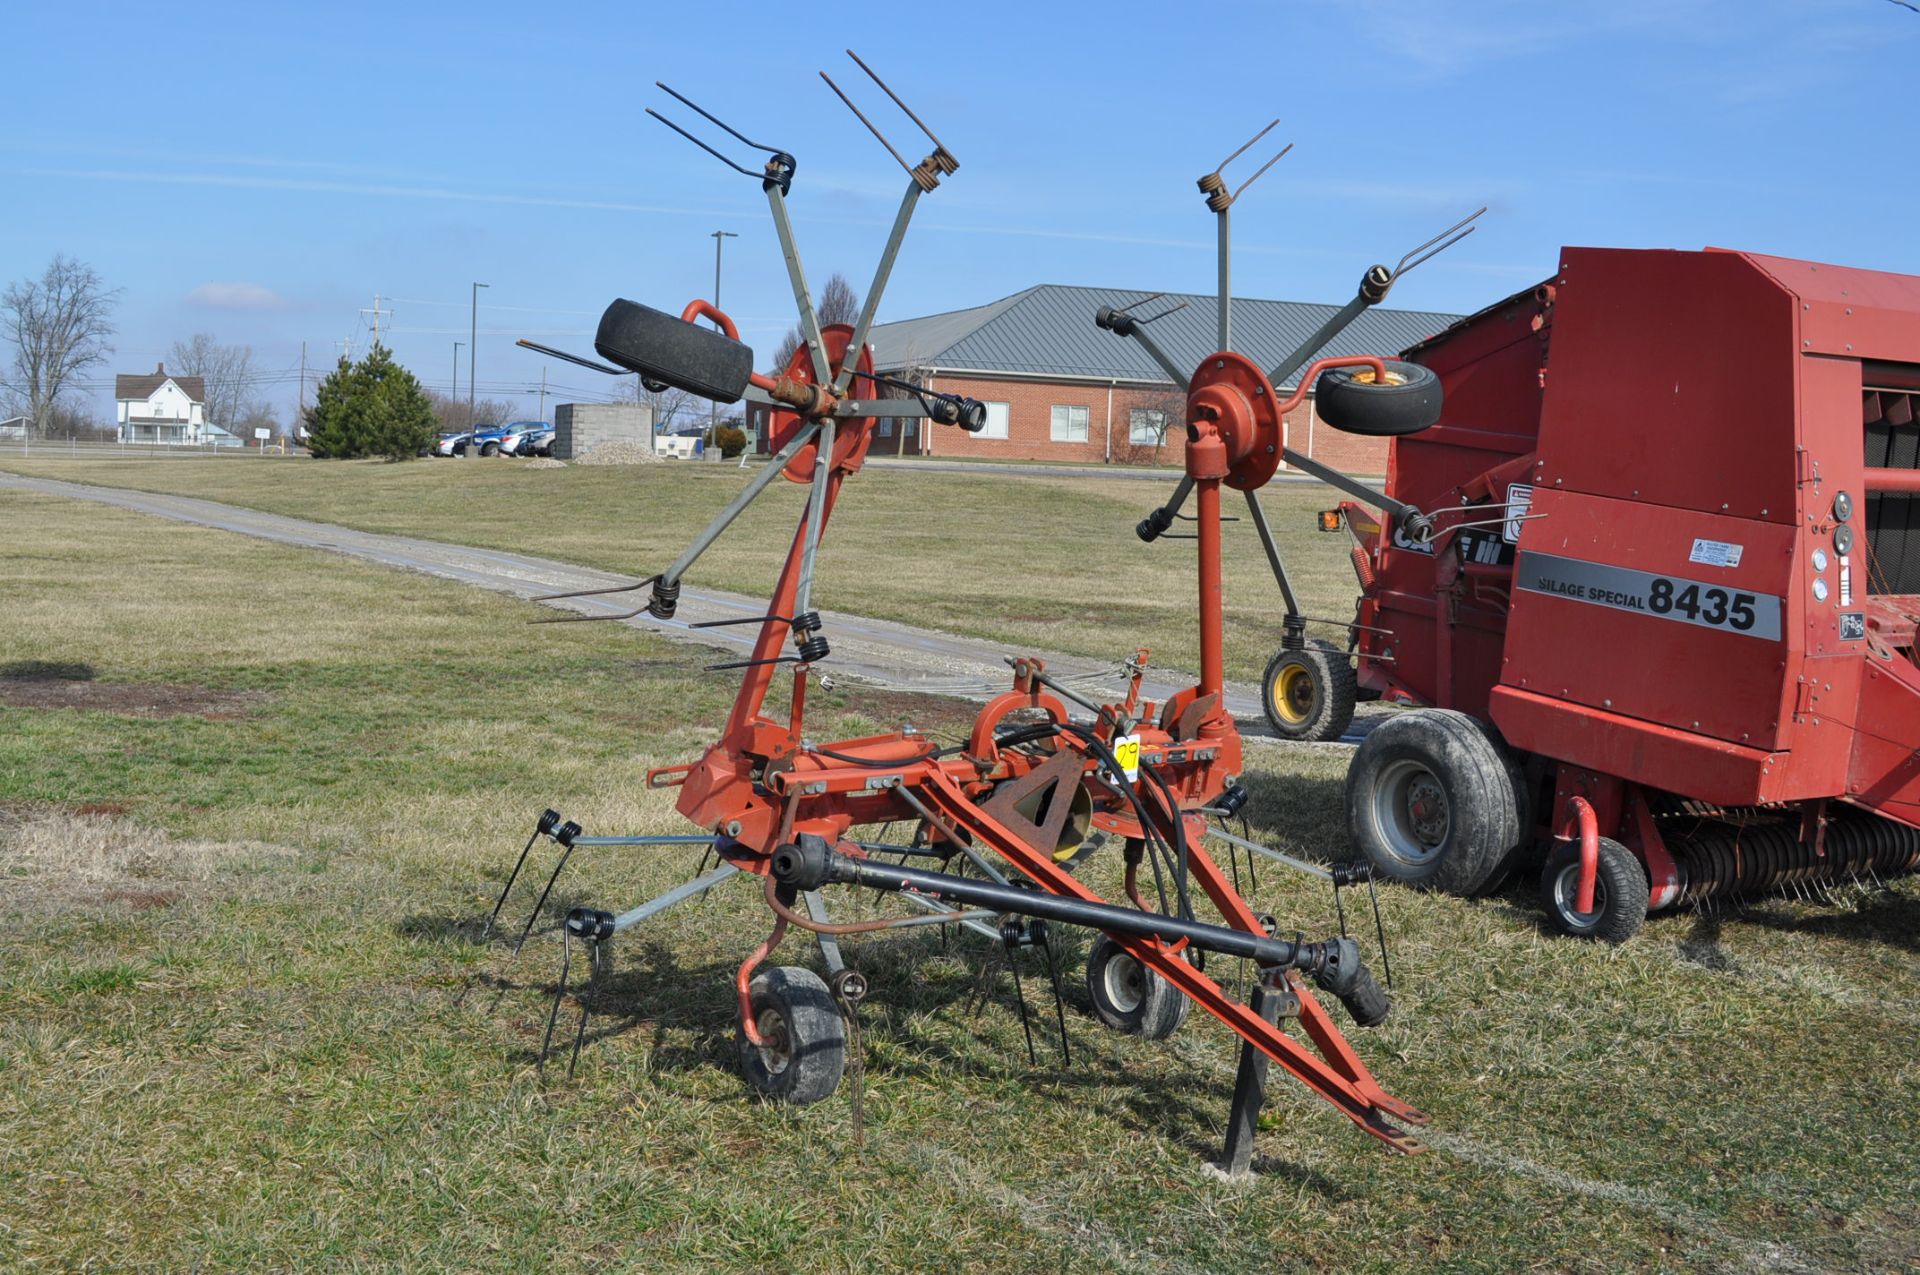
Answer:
[298,340,307,418]
[360,293,392,347]
[469,281,489,457]
[710,230,737,441]
[536,366,548,421]
[453,342,464,429]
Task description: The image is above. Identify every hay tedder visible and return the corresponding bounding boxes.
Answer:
[483,61,1466,1160]
[1314,246,1920,941]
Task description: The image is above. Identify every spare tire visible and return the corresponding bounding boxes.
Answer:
[1315,360,1442,437]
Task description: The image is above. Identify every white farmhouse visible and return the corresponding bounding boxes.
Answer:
[114,363,235,445]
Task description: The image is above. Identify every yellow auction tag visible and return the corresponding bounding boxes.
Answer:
[1112,734,1141,781]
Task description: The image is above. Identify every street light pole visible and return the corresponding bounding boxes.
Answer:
[469,281,489,457]
[710,230,737,443]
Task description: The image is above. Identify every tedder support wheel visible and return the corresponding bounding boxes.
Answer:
[1314,360,1443,437]
[1344,709,1520,895]
[1260,640,1357,742]
[738,966,846,1104]
[1539,837,1648,944]
[1085,933,1189,1040]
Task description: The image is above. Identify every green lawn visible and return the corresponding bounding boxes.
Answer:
[3,483,1919,1272]
[0,454,1363,686]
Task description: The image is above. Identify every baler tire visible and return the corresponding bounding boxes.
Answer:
[1314,360,1442,437]
[1085,934,1189,1040]
[1344,709,1519,895]
[1539,837,1647,943]
[1471,722,1534,897]
[1260,641,1357,742]
[738,966,846,1104]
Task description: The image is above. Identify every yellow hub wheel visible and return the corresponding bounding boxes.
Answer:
[1273,662,1318,724]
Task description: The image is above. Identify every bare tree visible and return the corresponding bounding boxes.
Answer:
[770,272,860,372]
[236,400,281,443]
[615,378,694,434]
[167,333,259,433]
[1,255,120,438]
[1118,385,1188,466]
[423,388,515,434]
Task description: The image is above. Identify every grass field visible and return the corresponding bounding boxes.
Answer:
[4,473,1920,1271]
[0,454,1362,686]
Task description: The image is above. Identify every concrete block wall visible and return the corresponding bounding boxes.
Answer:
[554,403,654,460]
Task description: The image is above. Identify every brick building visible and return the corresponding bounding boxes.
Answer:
[750,284,1459,473]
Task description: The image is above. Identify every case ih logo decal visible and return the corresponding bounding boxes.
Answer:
[1515,551,1782,641]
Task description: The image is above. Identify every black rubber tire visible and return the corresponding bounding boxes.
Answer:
[1260,640,1357,742]
[1539,837,1648,943]
[1344,708,1520,895]
[1470,722,1534,897]
[738,966,846,1104]
[480,442,499,457]
[1315,360,1442,437]
[1085,933,1188,1040]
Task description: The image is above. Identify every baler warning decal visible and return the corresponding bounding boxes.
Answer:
[1514,551,1782,641]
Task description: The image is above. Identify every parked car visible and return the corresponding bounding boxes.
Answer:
[499,423,554,457]
[466,423,516,456]
[433,431,471,457]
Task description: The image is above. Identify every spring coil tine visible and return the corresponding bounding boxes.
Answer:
[844,49,952,158]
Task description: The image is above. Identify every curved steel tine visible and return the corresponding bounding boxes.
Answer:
[516,338,624,376]
[1231,141,1293,201]
[1390,207,1487,281]
[1140,299,1191,325]
[654,82,784,156]
[1110,291,1167,319]
[820,71,912,176]
[532,605,650,626]
[845,49,951,156]
[532,574,659,605]
[644,108,764,181]
[1208,118,1280,181]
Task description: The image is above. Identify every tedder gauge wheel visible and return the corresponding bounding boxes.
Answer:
[739,966,847,1104]
[1539,837,1648,944]
[1260,641,1357,742]
[1085,933,1189,1040]
[1344,709,1520,895]
[1315,360,1443,437]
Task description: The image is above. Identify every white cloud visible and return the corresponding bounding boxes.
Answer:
[187,281,289,310]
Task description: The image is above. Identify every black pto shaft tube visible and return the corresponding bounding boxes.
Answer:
[771,840,1389,1024]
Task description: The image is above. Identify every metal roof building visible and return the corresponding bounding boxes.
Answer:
[868,284,1461,389]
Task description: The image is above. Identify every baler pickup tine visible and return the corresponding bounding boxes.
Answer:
[820,70,912,177]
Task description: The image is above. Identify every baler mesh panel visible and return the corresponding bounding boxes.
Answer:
[1864,387,1920,595]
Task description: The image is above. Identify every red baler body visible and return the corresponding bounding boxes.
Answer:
[1349,247,1920,905]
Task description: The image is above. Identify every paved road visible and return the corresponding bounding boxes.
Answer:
[2,470,1380,744]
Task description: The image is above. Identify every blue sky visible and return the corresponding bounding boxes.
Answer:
[6,0,1917,424]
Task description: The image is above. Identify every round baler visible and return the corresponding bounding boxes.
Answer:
[1335,246,1920,941]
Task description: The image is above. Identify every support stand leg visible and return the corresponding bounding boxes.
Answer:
[1220,980,1287,1177]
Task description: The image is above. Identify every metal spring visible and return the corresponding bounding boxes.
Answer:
[1669,810,1920,904]
[648,578,681,619]
[1349,544,1375,590]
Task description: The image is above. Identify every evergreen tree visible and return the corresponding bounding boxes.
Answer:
[303,345,437,460]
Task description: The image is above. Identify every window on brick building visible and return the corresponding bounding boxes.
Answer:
[1128,408,1166,446]
[979,401,1010,439]
[1050,404,1089,443]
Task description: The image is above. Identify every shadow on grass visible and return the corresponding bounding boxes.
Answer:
[434,911,1356,1193]
[0,659,94,681]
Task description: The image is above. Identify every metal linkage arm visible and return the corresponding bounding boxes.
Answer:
[1266,208,1484,387]
[1242,489,1301,615]
[1282,444,1431,543]
[1093,303,1193,388]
